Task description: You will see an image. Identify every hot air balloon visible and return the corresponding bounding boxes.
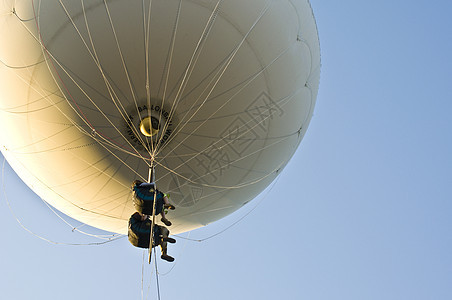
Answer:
[0,0,320,234]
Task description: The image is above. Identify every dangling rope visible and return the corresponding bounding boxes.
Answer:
[140,239,162,300]
[153,249,162,300]
[141,250,146,300]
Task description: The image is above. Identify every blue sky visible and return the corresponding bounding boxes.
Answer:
[1,1,452,299]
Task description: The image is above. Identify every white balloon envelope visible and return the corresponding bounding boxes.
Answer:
[0,0,320,234]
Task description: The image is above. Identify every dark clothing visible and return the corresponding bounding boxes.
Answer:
[128,213,162,248]
[132,182,164,215]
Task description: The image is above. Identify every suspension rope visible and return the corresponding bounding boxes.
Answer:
[154,0,182,157]
[153,85,302,189]
[101,0,154,154]
[157,0,182,103]
[159,80,300,169]
[33,1,153,161]
[3,29,153,181]
[154,136,288,191]
[163,136,290,190]
[157,0,273,157]
[151,0,224,157]
[143,0,155,154]
[153,83,305,190]
[157,37,295,158]
[174,173,280,242]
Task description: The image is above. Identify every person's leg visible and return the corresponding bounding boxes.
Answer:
[158,197,172,226]
[160,211,172,226]
[163,196,176,210]
[159,227,175,262]
[160,226,176,244]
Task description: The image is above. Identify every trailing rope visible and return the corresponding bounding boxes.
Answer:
[154,249,162,300]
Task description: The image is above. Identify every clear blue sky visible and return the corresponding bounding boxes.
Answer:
[1,1,451,299]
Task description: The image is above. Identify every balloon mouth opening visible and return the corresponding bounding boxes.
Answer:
[123,102,175,152]
[139,116,159,137]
